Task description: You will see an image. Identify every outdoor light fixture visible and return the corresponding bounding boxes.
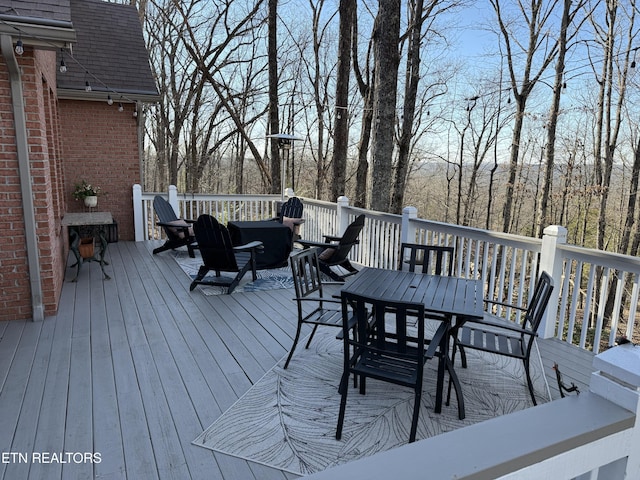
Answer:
[15,39,23,55]
[59,58,67,73]
[107,95,113,105]
[266,133,303,200]
[118,103,124,112]
[85,80,91,92]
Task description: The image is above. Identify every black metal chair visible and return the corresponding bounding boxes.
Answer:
[399,243,455,275]
[284,249,356,369]
[336,291,448,443]
[299,214,365,282]
[450,271,554,406]
[152,195,197,258]
[189,214,263,294]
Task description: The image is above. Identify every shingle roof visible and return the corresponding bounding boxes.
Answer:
[0,0,71,24]
[57,0,159,101]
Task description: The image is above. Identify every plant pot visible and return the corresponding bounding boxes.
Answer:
[79,237,95,259]
[84,195,98,208]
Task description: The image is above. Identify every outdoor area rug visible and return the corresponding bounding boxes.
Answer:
[172,248,296,295]
[192,327,550,475]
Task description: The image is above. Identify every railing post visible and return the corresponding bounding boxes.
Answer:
[168,185,179,215]
[336,196,350,234]
[539,225,567,339]
[590,344,640,478]
[133,183,144,242]
[401,206,418,245]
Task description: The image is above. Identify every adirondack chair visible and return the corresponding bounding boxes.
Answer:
[152,195,197,258]
[189,214,263,294]
[298,214,365,282]
[273,197,305,241]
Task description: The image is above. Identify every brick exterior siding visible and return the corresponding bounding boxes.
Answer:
[0,49,67,321]
[59,100,140,241]
[0,48,141,321]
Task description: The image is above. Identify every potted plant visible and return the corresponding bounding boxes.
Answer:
[72,180,101,208]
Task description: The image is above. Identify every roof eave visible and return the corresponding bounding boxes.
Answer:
[0,18,76,49]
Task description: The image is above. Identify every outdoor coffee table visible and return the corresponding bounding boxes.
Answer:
[228,220,293,269]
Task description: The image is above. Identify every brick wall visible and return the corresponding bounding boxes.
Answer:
[59,100,140,241]
[0,48,66,321]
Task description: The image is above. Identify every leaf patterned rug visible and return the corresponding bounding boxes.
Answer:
[172,248,296,295]
[192,327,550,475]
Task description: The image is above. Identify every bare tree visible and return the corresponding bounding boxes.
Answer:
[491,0,561,232]
[390,0,459,214]
[352,3,375,208]
[370,0,401,212]
[268,0,281,194]
[535,0,590,237]
[589,0,637,252]
[331,0,355,201]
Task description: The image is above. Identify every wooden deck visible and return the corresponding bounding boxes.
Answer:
[0,241,595,480]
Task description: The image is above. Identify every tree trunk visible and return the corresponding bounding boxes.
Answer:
[331,0,355,202]
[390,0,423,215]
[536,0,572,237]
[352,3,373,208]
[370,0,400,212]
[268,0,281,194]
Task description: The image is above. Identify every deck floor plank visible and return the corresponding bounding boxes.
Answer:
[89,261,127,480]
[106,242,162,479]
[0,320,26,394]
[0,320,47,480]
[26,275,77,480]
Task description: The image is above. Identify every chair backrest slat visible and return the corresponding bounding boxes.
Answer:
[280,197,304,220]
[341,291,426,359]
[400,243,454,276]
[153,195,179,223]
[194,214,239,271]
[290,249,323,299]
[524,271,554,333]
[324,214,365,264]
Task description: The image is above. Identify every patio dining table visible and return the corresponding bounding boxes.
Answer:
[341,267,485,419]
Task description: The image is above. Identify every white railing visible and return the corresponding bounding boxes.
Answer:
[133,185,280,242]
[134,185,640,353]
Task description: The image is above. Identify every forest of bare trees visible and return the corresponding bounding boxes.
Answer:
[127,0,640,257]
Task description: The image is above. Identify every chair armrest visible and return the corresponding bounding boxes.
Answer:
[463,315,537,336]
[425,321,448,358]
[233,241,264,253]
[323,235,359,245]
[298,240,330,249]
[296,296,341,305]
[484,299,527,311]
[158,219,195,228]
